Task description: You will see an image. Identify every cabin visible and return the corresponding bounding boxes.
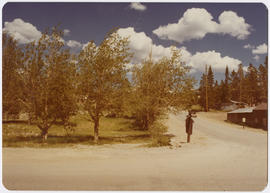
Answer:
[227,107,255,127]
[227,103,268,130]
[252,103,268,130]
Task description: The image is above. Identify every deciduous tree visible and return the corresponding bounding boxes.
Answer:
[2,33,23,120]
[20,28,77,141]
[131,47,195,130]
[78,30,131,143]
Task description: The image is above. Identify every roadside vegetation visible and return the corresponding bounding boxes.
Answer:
[3,114,152,147]
[3,27,194,147]
[4,25,266,147]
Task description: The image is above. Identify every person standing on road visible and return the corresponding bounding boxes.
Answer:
[185,110,196,143]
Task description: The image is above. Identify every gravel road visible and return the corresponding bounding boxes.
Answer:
[2,112,268,191]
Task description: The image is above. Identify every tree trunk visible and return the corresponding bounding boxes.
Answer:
[41,129,48,142]
[144,112,150,130]
[94,118,99,143]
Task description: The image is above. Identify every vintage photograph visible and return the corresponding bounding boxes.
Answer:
[2,2,268,191]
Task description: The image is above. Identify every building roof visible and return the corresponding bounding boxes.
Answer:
[228,107,255,114]
[253,103,268,111]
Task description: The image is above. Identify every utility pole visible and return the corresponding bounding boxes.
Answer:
[205,64,208,112]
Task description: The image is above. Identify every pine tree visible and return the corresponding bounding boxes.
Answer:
[258,56,268,102]
[223,66,231,103]
[198,73,206,109]
[244,63,260,106]
[238,64,244,102]
[219,80,227,104]
[230,70,240,101]
[207,65,214,109]
[213,80,222,109]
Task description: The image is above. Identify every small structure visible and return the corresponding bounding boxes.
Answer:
[227,107,255,127]
[252,103,268,129]
[227,103,268,130]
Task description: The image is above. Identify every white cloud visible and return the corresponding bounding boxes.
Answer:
[153,8,251,43]
[253,55,260,62]
[187,50,242,73]
[243,44,254,49]
[117,27,241,73]
[252,43,267,54]
[129,2,147,11]
[67,40,82,48]
[117,27,172,64]
[217,11,251,40]
[153,8,218,43]
[64,29,70,36]
[3,18,42,44]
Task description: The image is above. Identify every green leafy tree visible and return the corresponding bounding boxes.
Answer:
[20,28,77,141]
[2,33,23,120]
[131,47,195,130]
[78,30,131,143]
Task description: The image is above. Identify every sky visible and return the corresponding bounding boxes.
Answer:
[2,2,268,82]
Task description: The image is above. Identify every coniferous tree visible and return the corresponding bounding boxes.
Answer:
[230,70,240,101]
[258,56,268,102]
[244,63,260,106]
[198,73,206,109]
[207,65,214,109]
[238,64,244,102]
[219,80,227,105]
[213,80,222,109]
[223,66,231,103]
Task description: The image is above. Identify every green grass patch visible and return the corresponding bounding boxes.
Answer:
[3,115,160,148]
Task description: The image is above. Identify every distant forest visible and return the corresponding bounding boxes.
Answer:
[197,58,268,111]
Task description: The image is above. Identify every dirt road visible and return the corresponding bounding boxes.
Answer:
[2,112,268,191]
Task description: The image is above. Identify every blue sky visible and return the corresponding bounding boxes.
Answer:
[2,2,268,82]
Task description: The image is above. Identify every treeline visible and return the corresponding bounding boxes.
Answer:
[3,27,195,143]
[198,59,268,111]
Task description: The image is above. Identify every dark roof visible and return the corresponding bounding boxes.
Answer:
[254,103,267,111]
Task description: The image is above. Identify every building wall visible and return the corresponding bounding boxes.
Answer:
[227,111,268,130]
[252,110,267,130]
[227,113,253,127]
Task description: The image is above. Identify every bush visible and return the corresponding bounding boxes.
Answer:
[148,121,171,147]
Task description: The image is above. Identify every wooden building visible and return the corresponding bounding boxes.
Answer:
[227,103,268,130]
[252,103,267,129]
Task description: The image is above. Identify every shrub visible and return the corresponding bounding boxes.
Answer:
[148,121,171,147]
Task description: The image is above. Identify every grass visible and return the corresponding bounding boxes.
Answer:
[2,114,168,148]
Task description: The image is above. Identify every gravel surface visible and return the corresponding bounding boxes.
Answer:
[2,112,268,191]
